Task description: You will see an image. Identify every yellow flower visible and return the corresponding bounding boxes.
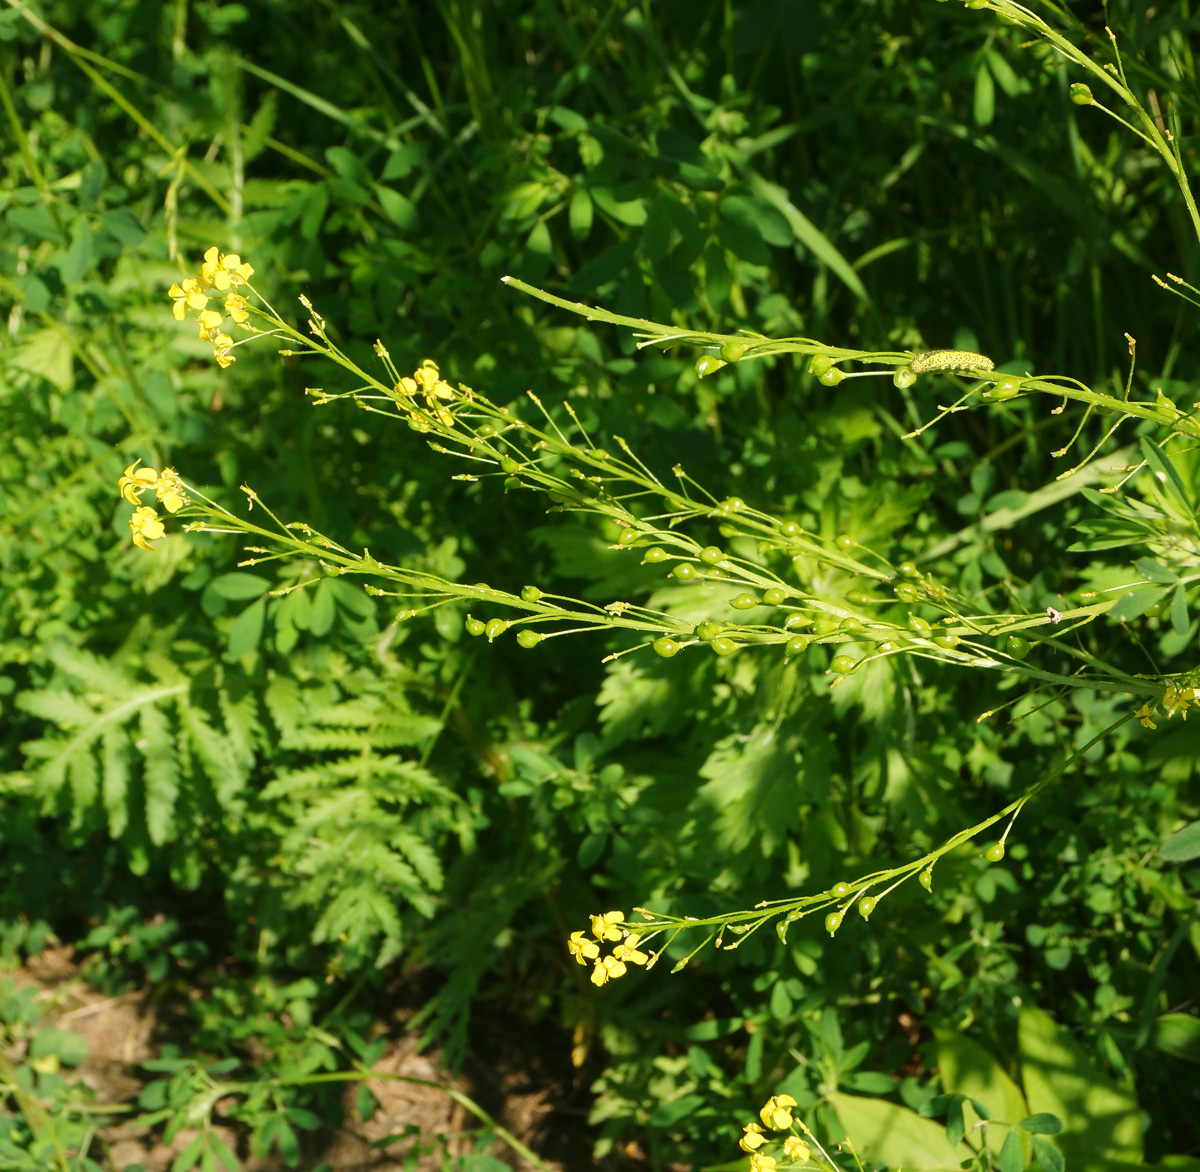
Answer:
[739,1123,767,1152]
[413,359,441,392]
[155,468,188,514]
[225,292,250,326]
[612,933,648,966]
[589,953,631,987]
[168,278,208,320]
[129,506,165,551]
[750,1154,777,1172]
[590,911,624,941]
[1163,684,1195,720]
[118,461,158,505]
[760,1094,797,1130]
[567,930,600,966]
[212,333,235,369]
[199,246,254,291]
[197,309,224,340]
[783,1136,810,1162]
[1135,702,1157,730]
[589,959,608,987]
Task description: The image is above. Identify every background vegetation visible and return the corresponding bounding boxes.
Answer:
[1,0,1198,1169]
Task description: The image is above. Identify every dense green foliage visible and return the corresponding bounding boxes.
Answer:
[2,0,1199,1169]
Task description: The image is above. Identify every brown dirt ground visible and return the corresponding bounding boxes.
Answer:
[5,944,606,1172]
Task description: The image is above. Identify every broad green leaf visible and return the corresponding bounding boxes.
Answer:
[1134,557,1177,584]
[228,598,266,658]
[934,1026,1028,1156]
[649,1094,703,1127]
[569,188,593,240]
[100,207,147,247]
[11,326,75,391]
[1031,1136,1065,1172]
[590,186,647,226]
[683,1017,743,1041]
[376,186,419,230]
[1019,1114,1064,1135]
[999,1127,1024,1172]
[831,1093,974,1170]
[208,572,272,601]
[1170,583,1190,635]
[1150,1013,1200,1062]
[974,59,996,126]
[1160,821,1200,863]
[1018,1007,1143,1165]
[1108,585,1169,623]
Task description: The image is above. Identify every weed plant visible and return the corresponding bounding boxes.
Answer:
[2,1,1200,1170]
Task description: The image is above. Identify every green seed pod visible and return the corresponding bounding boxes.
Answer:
[924,581,946,601]
[1070,82,1094,105]
[831,881,851,898]
[503,476,522,490]
[697,621,722,642]
[673,563,701,581]
[588,448,609,461]
[762,587,787,606]
[516,630,543,648]
[858,896,877,919]
[720,497,746,514]
[985,842,1006,863]
[830,654,858,675]
[699,545,725,565]
[1007,635,1031,660]
[824,911,843,936]
[808,353,833,377]
[908,614,933,637]
[784,613,810,631]
[895,583,918,603]
[780,521,802,537]
[893,365,917,389]
[840,617,863,631]
[899,561,920,578]
[653,636,681,658]
[985,375,1023,401]
[643,547,669,564]
[846,590,873,605]
[476,423,497,438]
[786,635,809,656]
[695,354,724,378]
[711,636,738,656]
[500,457,520,474]
[813,618,839,636]
[721,340,747,362]
[718,524,738,538]
[618,529,640,546]
[918,868,933,892]
[933,634,960,649]
[485,618,508,641]
[730,592,759,610]
[818,368,845,386]
[836,534,855,550]
[465,616,486,637]
[521,585,543,602]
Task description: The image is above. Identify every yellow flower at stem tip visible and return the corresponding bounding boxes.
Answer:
[118,461,158,504]
[168,278,207,320]
[611,933,648,966]
[197,309,224,340]
[199,246,254,291]
[567,931,600,966]
[760,1094,797,1130]
[1135,702,1157,730]
[783,1136,810,1162]
[749,1154,778,1172]
[129,506,165,551]
[155,468,188,514]
[739,1123,767,1152]
[212,333,235,369]
[590,910,625,941]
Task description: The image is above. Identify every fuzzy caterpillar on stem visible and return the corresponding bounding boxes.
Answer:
[909,348,995,375]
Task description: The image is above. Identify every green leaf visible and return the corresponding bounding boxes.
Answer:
[59,217,93,284]
[101,208,147,247]
[568,188,593,241]
[376,186,419,231]
[648,1093,704,1127]
[568,238,637,294]
[1019,1114,1064,1135]
[748,173,872,306]
[1031,1136,1064,1172]
[1170,583,1190,635]
[842,1071,896,1094]
[1161,821,1200,863]
[999,1128,1025,1172]
[1018,1006,1143,1165]
[1108,585,1169,622]
[934,1026,1028,1156]
[683,1017,743,1041]
[1151,1012,1200,1062]
[308,580,336,637]
[209,573,272,600]
[591,186,647,226]
[1134,557,1177,584]
[974,59,996,126]
[832,1093,973,1170]
[1139,436,1191,511]
[30,1028,87,1065]
[228,598,266,657]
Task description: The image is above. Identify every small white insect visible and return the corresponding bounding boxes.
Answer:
[1046,607,1063,624]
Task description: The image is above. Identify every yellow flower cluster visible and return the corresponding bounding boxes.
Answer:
[396,358,458,426]
[167,246,254,368]
[1163,683,1196,720]
[1135,702,1157,730]
[118,461,188,551]
[736,1095,812,1170]
[567,910,649,987]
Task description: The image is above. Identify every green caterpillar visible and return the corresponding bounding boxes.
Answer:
[909,349,995,374]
